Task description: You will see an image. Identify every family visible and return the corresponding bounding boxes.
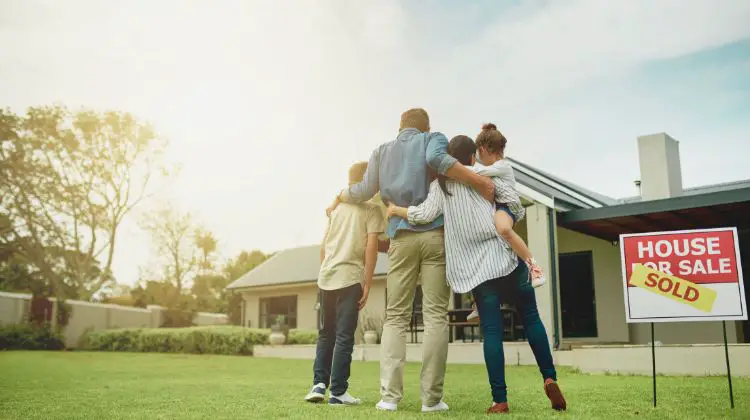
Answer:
[308,108,567,414]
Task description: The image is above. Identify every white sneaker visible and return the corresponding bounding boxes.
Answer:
[376,400,398,411]
[329,391,361,405]
[526,258,546,288]
[422,400,449,412]
[305,383,326,403]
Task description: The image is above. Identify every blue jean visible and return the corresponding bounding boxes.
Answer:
[312,283,361,395]
[472,259,557,403]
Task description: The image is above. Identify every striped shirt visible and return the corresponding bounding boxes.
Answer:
[407,166,519,293]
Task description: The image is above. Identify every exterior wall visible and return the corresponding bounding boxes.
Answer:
[0,291,229,348]
[557,227,630,343]
[629,321,738,345]
[241,278,387,332]
[523,203,558,348]
[193,312,229,326]
[253,342,750,377]
[0,292,29,325]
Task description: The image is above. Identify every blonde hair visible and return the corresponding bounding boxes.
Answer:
[348,161,368,185]
[399,108,430,132]
[475,123,507,156]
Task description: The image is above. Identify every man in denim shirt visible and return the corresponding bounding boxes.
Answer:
[328,108,493,412]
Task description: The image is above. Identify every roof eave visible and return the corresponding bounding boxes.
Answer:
[559,187,750,224]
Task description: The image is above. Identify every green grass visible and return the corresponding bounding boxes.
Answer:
[0,352,747,419]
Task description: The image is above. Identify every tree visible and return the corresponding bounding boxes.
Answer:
[139,203,198,293]
[194,228,218,275]
[223,250,268,324]
[0,105,167,300]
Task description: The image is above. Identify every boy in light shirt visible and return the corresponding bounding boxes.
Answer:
[304,162,385,405]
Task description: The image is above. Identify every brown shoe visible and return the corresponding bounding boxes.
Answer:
[487,402,509,414]
[544,379,567,411]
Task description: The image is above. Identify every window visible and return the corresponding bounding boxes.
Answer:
[259,295,298,328]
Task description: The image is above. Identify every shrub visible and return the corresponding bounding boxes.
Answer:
[79,326,319,355]
[286,329,318,345]
[0,323,65,350]
[160,309,196,327]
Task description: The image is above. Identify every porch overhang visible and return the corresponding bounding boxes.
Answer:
[558,187,750,242]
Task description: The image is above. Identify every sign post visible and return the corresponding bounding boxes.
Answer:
[620,227,746,409]
[650,322,656,407]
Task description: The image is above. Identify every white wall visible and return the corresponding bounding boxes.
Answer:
[0,291,229,348]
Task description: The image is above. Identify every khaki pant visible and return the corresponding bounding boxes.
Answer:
[380,229,450,406]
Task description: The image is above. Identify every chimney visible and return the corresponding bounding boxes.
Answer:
[637,133,683,201]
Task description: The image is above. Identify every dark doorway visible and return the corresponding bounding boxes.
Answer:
[559,251,598,338]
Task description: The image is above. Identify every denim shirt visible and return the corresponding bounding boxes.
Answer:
[341,128,457,238]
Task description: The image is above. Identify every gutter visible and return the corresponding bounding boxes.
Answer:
[548,206,561,350]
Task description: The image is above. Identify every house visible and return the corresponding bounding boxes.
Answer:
[227,132,750,349]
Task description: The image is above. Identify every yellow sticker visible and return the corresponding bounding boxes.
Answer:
[630,264,717,313]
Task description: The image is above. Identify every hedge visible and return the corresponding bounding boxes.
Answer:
[79,326,317,355]
[0,323,65,350]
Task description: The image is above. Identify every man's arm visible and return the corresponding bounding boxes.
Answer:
[425,132,494,202]
[340,147,380,204]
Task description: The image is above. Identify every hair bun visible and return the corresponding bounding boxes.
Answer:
[481,123,497,131]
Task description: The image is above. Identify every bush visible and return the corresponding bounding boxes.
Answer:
[160,309,196,327]
[286,329,318,345]
[0,323,65,350]
[79,326,319,355]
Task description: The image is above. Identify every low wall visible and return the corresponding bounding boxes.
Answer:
[252,342,750,377]
[0,291,229,348]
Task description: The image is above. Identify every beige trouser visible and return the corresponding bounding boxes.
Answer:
[380,229,450,407]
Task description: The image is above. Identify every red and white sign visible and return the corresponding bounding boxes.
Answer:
[620,227,747,323]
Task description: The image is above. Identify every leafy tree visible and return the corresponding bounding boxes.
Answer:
[0,105,166,300]
[194,229,218,275]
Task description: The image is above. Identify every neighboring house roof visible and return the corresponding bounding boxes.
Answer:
[226,245,389,290]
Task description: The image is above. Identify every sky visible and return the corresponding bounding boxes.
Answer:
[1,0,749,287]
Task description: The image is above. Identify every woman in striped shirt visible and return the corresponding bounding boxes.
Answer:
[387,134,566,414]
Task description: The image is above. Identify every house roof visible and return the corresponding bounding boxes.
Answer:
[507,158,616,211]
[619,179,750,204]
[226,245,390,290]
[558,186,750,241]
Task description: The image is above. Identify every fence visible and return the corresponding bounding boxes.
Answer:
[0,291,229,348]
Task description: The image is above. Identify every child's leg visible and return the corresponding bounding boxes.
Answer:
[494,211,533,261]
[328,283,362,404]
[307,289,337,402]
[495,209,546,287]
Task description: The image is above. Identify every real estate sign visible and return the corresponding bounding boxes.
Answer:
[620,227,747,323]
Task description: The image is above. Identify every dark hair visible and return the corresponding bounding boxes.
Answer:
[438,135,476,195]
[475,122,507,156]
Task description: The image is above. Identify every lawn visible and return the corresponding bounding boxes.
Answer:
[0,352,747,419]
